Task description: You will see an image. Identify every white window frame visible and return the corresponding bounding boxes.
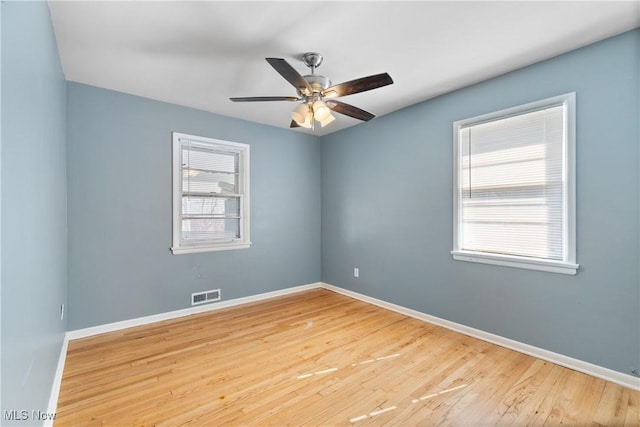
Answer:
[451,93,578,275]
[171,132,251,255]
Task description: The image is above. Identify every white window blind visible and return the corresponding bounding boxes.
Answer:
[171,133,250,254]
[452,93,577,275]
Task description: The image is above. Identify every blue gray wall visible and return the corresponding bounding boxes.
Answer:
[321,29,640,376]
[1,1,68,422]
[66,83,321,330]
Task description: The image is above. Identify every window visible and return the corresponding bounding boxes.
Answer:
[171,132,250,254]
[452,93,577,275]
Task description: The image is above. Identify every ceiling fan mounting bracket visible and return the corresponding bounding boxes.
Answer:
[302,52,323,72]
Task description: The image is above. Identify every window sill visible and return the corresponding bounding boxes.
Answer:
[451,250,578,275]
[171,242,251,255]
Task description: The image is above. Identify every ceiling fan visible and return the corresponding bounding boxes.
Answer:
[230,52,393,129]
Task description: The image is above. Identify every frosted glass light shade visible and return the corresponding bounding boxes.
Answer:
[299,111,313,128]
[320,113,336,127]
[313,101,331,121]
[291,103,309,124]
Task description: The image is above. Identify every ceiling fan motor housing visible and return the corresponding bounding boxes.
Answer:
[301,74,332,97]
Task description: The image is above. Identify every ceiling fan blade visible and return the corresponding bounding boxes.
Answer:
[266,58,312,94]
[290,120,301,128]
[230,96,299,102]
[326,100,375,121]
[324,73,393,98]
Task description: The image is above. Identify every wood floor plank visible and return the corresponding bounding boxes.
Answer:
[593,381,640,426]
[494,359,563,426]
[55,289,639,426]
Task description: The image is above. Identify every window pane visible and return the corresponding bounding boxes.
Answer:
[181,218,240,243]
[182,147,238,194]
[182,146,236,173]
[182,196,239,218]
[182,170,237,194]
[459,105,565,261]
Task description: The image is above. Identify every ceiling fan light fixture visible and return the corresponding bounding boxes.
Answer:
[299,111,313,128]
[292,105,313,128]
[319,112,336,127]
[291,103,309,124]
[312,100,331,121]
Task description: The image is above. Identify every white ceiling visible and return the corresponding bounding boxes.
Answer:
[49,1,640,136]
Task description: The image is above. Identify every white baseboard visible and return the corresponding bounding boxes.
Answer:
[46,334,69,427]
[66,282,322,340]
[320,282,640,391]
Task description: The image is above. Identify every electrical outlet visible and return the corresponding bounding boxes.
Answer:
[60,304,65,320]
[354,267,359,278]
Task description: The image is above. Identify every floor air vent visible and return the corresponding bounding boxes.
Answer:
[191,288,221,305]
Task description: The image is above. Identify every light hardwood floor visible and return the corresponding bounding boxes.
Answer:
[56,289,638,426]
